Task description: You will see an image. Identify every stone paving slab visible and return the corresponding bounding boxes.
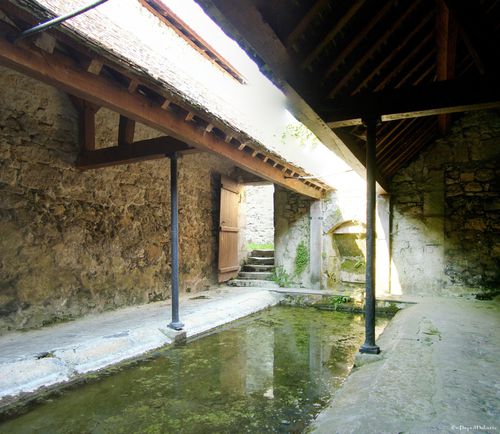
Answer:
[311,297,500,434]
[0,286,283,403]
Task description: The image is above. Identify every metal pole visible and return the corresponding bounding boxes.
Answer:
[168,153,184,330]
[16,0,109,41]
[360,117,380,354]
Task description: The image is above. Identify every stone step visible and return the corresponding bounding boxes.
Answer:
[243,264,275,272]
[238,271,274,280]
[246,256,274,265]
[251,249,274,258]
[227,279,279,288]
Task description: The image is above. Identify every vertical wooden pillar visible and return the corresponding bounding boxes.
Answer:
[168,153,184,330]
[360,117,380,354]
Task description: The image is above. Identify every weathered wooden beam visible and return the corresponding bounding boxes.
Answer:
[0,31,322,198]
[323,76,500,127]
[198,0,388,192]
[76,136,193,169]
[436,0,457,134]
[118,115,135,146]
[86,58,103,75]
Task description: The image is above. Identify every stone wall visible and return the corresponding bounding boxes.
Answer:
[274,187,313,287]
[0,66,236,333]
[391,110,500,295]
[242,184,274,246]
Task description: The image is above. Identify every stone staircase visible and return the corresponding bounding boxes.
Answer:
[228,249,279,288]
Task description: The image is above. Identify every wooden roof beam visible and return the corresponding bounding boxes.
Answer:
[444,0,500,74]
[323,75,500,128]
[351,15,432,95]
[327,1,422,95]
[77,136,194,169]
[372,34,433,92]
[436,0,457,134]
[300,0,365,69]
[0,30,322,199]
[319,0,395,76]
[196,0,388,192]
[285,0,330,49]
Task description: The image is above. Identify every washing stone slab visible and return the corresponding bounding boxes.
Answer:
[0,286,284,405]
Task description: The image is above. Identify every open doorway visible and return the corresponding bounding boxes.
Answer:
[241,183,275,253]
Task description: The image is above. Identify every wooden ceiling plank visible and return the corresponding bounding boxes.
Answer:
[324,75,500,127]
[300,0,365,69]
[286,0,330,49]
[319,0,395,77]
[77,136,194,169]
[327,1,422,94]
[351,15,432,95]
[0,31,322,198]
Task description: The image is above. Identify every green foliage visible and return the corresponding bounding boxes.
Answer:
[280,122,320,148]
[272,266,291,287]
[246,242,274,250]
[294,241,309,276]
[329,295,351,311]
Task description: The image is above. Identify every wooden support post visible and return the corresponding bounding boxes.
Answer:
[81,101,97,151]
[360,117,380,355]
[118,115,135,146]
[168,153,184,330]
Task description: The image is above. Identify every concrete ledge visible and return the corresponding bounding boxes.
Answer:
[311,297,500,433]
[0,286,283,406]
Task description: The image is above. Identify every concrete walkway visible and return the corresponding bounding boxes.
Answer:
[0,286,282,404]
[311,296,500,434]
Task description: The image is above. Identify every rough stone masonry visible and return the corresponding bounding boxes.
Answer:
[391,110,500,294]
[0,66,237,333]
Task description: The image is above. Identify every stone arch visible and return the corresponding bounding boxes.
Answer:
[326,220,366,287]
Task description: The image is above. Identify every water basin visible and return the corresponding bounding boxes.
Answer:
[0,306,388,433]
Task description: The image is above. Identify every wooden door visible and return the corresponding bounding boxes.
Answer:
[218,176,241,282]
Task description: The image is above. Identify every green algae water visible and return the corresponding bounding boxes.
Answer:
[0,307,387,434]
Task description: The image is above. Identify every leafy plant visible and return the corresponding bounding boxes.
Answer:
[329,295,351,311]
[294,241,309,276]
[272,266,291,287]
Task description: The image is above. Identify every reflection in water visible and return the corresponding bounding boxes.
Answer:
[0,307,387,434]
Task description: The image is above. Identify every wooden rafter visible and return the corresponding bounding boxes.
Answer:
[319,0,395,77]
[444,0,500,74]
[285,0,329,49]
[300,0,365,69]
[323,75,500,128]
[0,24,322,199]
[77,136,195,169]
[327,1,422,96]
[351,15,432,95]
[372,33,433,92]
[436,0,457,134]
[196,0,389,192]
